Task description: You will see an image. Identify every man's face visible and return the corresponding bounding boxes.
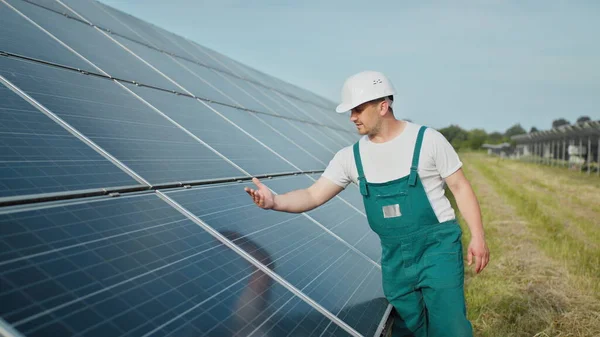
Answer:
[350,100,384,136]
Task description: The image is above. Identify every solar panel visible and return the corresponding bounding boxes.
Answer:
[0,1,91,70]
[0,83,139,200]
[12,0,67,14]
[179,64,280,116]
[165,182,387,336]
[59,0,347,127]
[121,83,298,176]
[60,0,229,74]
[114,37,244,106]
[0,194,355,337]
[258,89,333,126]
[264,175,382,263]
[0,0,392,336]
[0,57,244,184]
[6,0,182,92]
[291,99,357,132]
[258,115,337,163]
[199,105,328,171]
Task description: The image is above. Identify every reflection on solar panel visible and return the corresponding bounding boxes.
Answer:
[0,0,392,336]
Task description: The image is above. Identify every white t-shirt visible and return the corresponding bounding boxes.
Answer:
[321,122,462,223]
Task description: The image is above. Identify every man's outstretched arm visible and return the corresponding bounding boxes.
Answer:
[244,176,344,213]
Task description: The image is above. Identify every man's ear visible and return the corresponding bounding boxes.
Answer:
[379,100,390,116]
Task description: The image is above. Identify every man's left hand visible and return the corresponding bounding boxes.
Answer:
[467,236,489,273]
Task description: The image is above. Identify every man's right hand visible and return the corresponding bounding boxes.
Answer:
[244,177,275,210]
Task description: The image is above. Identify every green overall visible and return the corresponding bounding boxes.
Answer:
[353,126,473,337]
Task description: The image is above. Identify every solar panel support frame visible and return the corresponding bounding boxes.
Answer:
[155,190,364,337]
[0,170,325,208]
[0,184,148,208]
[373,304,394,337]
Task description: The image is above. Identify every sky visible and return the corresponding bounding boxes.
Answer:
[97,0,599,133]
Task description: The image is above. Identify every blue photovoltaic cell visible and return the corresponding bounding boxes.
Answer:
[0,194,352,337]
[59,0,185,55]
[258,115,337,164]
[204,104,327,171]
[207,54,334,121]
[338,183,367,214]
[0,1,91,70]
[265,175,382,264]
[209,56,270,85]
[182,40,268,82]
[89,18,280,118]
[196,49,319,113]
[0,84,138,199]
[14,0,68,13]
[0,57,243,184]
[293,98,356,132]
[256,87,340,128]
[6,0,181,92]
[61,0,234,75]
[332,128,360,145]
[263,95,353,147]
[110,32,296,119]
[254,94,350,151]
[164,36,237,74]
[181,63,277,115]
[110,35,241,107]
[123,83,297,175]
[308,125,349,153]
[219,76,302,120]
[319,126,356,148]
[166,182,388,336]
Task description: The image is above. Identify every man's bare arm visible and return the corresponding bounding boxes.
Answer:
[445,169,484,238]
[245,176,344,213]
[445,168,490,273]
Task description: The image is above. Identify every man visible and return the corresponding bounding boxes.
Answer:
[245,70,489,336]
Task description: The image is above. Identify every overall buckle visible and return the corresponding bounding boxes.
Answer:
[408,166,418,187]
[359,177,369,196]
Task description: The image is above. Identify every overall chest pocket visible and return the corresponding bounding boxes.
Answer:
[365,189,414,229]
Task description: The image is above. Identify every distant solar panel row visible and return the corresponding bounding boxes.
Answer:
[0,0,391,336]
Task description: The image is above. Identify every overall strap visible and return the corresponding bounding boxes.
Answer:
[353,142,369,196]
[408,126,428,186]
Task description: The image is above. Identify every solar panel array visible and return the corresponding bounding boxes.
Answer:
[0,0,391,336]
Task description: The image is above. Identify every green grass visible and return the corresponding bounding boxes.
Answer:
[450,152,600,337]
[470,156,600,286]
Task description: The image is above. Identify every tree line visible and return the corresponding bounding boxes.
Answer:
[436,115,593,151]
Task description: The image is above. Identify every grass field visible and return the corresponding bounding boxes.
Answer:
[454,152,600,337]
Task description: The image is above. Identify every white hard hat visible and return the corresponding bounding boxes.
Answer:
[335,70,396,113]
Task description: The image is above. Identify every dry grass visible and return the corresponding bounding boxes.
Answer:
[454,152,600,337]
